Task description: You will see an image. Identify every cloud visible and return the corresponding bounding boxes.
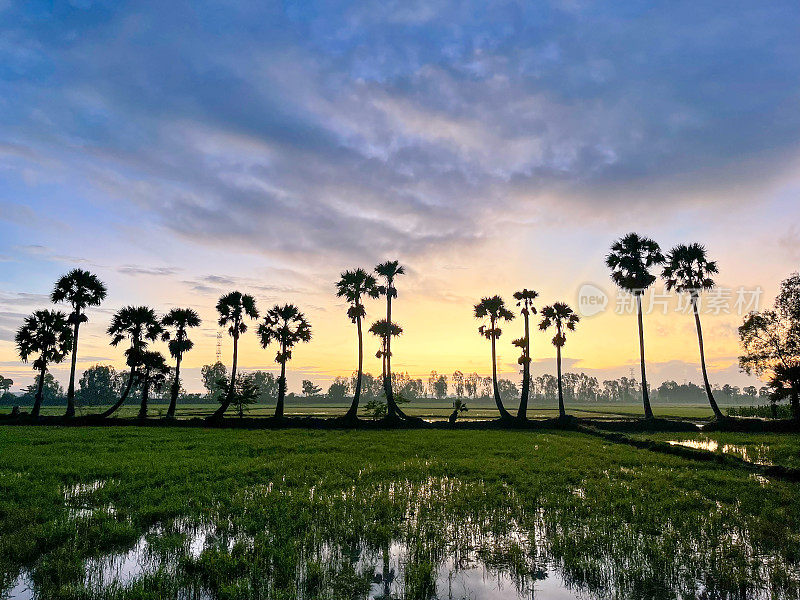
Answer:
[117,265,180,277]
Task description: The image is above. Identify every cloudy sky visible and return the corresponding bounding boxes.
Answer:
[1,0,799,394]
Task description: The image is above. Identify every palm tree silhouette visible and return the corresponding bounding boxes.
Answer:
[513,289,538,420]
[474,295,516,421]
[51,269,107,418]
[336,268,380,420]
[369,319,403,406]
[258,304,312,418]
[374,260,412,420]
[662,243,724,420]
[100,306,164,418]
[209,292,259,421]
[606,233,665,419]
[539,302,579,419]
[161,308,201,419]
[136,350,169,419]
[15,310,73,417]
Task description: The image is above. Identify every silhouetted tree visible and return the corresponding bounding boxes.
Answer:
[100,306,163,418]
[449,398,468,424]
[606,233,664,419]
[302,380,321,397]
[370,319,403,409]
[161,308,201,419]
[78,365,119,406]
[15,310,73,417]
[474,295,515,421]
[258,304,312,418]
[662,243,724,419]
[201,362,227,401]
[336,268,379,420]
[51,269,107,417]
[513,288,538,420]
[209,292,258,420]
[136,350,169,419]
[539,302,579,419]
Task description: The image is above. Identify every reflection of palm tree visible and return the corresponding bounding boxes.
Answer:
[606,233,664,420]
[15,310,73,417]
[137,350,169,419]
[539,303,579,419]
[161,308,201,419]
[258,304,312,418]
[662,243,724,420]
[336,268,379,420]
[209,292,259,421]
[513,289,538,420]
[474,296,516,421]
[100,306,163,418]
[51,269,107,418]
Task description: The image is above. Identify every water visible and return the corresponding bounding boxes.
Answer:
[667,438,774,464]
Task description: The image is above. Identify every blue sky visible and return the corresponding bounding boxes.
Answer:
[1,1,799,393]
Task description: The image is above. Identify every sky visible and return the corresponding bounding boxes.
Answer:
[1,0,799,395]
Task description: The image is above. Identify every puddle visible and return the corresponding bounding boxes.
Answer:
[667,438,774,465]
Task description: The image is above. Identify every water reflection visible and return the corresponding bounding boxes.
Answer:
[667,438,774,465]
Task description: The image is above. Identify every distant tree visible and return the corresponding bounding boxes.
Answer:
[327,378,348,402]
[739,273,800,420]
[210,292,259,420]
[78,365,119,406]
[51,269,107,417]
[201,362,228,401]
[451,371,465,399]
[433,374,448,399]
[250,371,279,403]
[0,375,13,395]
[474,295,516,421]
[662,243,724,419]
[15,310,73,417]
[743,385,757,397]
[539,303,580,419]
[161,308,201,419]
[465,373,479,399]
[606,233,664,419]
[100,306,163,418]
[136,350,169,419]
[449,398,468,424]
[258,304,312,418]
[498,378,519,403]
[21,372,64,407]
[302,380,322,397]
[336,268,380,420]
[512,288,538,419]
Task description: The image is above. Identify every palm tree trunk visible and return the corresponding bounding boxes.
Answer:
[209,333,238,420]
[99,368,135,418]
[385,289,399,418]
[517,312,530,419]
[167,355,181,418]
[637,294,654,419]
[32,365,46,417]
[276,355,286,418]
[138,375,149,419]
[692,298,723,420]
[557,344,565,418]
[345,316,363,420]
[491,323,511,420]
[65,319,80,418]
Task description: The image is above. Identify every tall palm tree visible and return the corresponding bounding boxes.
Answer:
[161,308,202,419]
[375,260,410,420]
[209,292,259,420]
[258,304,312,419]
[539,302,579,419]
[136,350,169,419]
[606,233,665,420]
[369,319,403,398]
[51,269,107,417]
[662,243,724,420]
[474,295,516,421]
[15,310,73,417]
[100,306,163,418]
[513,288,538,420]
[336,268,379,420]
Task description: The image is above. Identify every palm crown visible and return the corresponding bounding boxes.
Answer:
[51,269,107,324]
[16,310,73,369]
[217,292,259,338]
[258,304,312,362]
[162,308,202,359]
[662,243,718,295]
[474,296,515,340]
[539,302,579,347]
[606,233,665,293]
[369,319,402,358]
[375,260,405,298]
[107,306,164,366]
[337,268,379,322]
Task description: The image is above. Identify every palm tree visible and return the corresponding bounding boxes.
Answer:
[606,233,665,420]
[209,292,259,420]
[474,295,516,421]
[100,306,163,418]
[15,310,73,417]
[136,350,169,419]
[662,243,724,420]
[513,289,538,420]
[161,308,202,419]
[336,268,379,420]
[51,269,107,417]
[539,303,579,419]
[369,318,403,395]
[258,304,312,418]
[375,260,412,420]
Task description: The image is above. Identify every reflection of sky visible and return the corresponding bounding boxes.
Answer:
[2,1,799,392]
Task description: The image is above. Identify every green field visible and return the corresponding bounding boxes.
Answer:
[2,426,799,599]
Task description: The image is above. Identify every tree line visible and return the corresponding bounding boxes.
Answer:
[8,237,800,423]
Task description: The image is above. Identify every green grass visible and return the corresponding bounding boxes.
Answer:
[1,426,800,599]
